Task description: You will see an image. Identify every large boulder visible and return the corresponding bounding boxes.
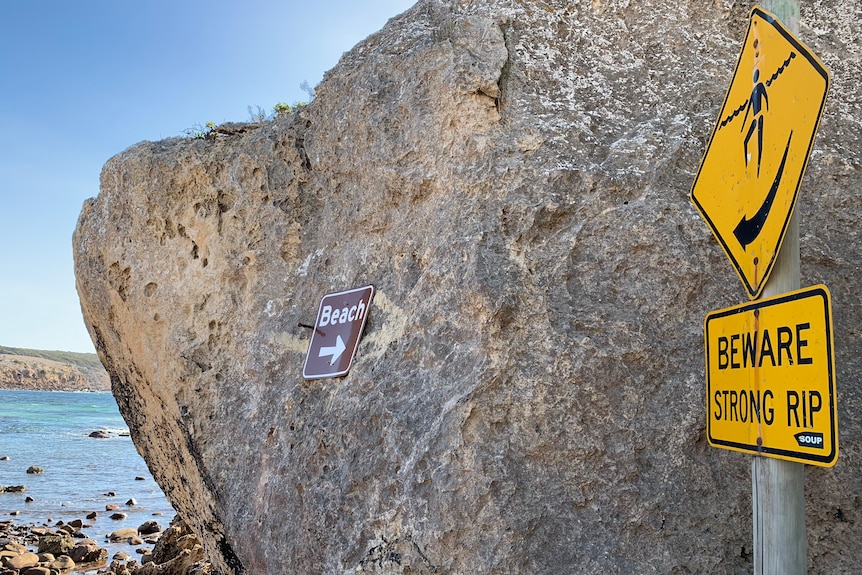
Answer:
[73,1,862,573]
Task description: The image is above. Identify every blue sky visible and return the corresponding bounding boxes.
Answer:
[0,0,415,354]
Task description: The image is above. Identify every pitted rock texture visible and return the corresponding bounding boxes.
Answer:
[74,1,862,574]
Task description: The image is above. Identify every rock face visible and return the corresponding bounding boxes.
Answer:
[73,1,862,574]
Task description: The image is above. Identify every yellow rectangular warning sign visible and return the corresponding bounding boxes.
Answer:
[704,285,838,466]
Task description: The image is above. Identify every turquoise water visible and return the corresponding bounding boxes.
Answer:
[0,389,176,553]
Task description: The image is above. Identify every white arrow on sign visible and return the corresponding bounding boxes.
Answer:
[318,335,346,365]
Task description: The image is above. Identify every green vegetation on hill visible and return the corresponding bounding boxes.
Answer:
[0,345,102,371]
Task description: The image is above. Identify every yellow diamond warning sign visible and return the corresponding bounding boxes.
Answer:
[704,285,838,467]
[691,7,830,299]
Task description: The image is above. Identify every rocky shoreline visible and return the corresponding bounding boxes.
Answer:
[1,452,210,575]
[0,515,210,575]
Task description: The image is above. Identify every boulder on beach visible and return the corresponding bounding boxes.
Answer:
[109,528,139,542]
[4,551,40,570]
[73,0,862,573]
[149,519,206,567]
[137,520,162,536]
[0,485,25,493]
[89,430,112,439]
[50,555,76,570]
[37,534,76,556]
[2,541,28,555]
[70,539,108,565]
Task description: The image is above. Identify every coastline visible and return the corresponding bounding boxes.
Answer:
[0,452,187,575]
[0,513,209,574]
[0,350,110,393]
[0,390,209,573]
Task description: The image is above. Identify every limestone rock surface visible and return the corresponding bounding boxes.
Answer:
[73,1,862,574]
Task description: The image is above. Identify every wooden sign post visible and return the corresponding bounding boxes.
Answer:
[753,211,805,574]
[756,3,804,574]
[751,0,808,575]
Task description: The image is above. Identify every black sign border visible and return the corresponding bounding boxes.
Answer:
[703,285,837,466]
[689,6,831,300]
[302,284,375,380]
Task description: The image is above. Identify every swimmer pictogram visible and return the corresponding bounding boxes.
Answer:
[719,50,795,179]
[689,7,830,299]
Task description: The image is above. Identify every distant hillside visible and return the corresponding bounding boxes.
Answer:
[0,346,110,391]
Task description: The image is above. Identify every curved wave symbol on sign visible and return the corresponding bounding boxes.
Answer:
[733,131,793,249]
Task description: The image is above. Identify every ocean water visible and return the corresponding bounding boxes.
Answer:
[0,389,176,557]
